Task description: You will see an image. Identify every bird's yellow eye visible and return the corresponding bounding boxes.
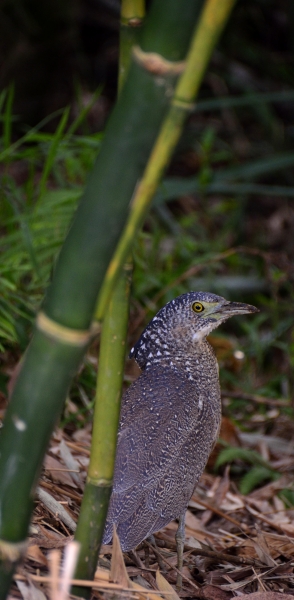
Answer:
[192,302,204,313]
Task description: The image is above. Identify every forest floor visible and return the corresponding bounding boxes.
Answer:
[6,404,294,600]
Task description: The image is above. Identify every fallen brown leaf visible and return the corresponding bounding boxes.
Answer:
[26,544,48,567]
[156,570,180,600]
[44,455,77,487]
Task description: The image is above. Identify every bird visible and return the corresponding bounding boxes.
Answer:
[102,291,258,579]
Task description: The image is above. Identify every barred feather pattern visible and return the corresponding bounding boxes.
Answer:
[102,292,223,550]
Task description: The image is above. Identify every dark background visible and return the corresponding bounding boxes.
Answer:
[0,0,293,130]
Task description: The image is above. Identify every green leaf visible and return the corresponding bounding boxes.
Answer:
[279,488,294,507]
[240,466,280,495]
[215,446,273,470]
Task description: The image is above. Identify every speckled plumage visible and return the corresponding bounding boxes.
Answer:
[102,291,257,550]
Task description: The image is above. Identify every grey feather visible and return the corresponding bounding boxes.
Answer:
[102,291,258,550]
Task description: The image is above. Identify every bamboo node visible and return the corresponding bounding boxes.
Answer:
[36,312,101,346]
[0,539,27,563]
[121,17,143,27]
[133,46,186,76]
[172,97,196,111]
[86,476,113,487]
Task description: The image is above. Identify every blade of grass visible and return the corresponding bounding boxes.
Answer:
[4,183,44,284]
[3,85,14,152]
[195,89,294,112]
[153,152,294,204]
[66,87,103,137]
[39,107,70,199]
[216,152,294,181]
[155,181,294,203]
[208,182,294,196]
[0,108,65,163]
[0,89,7,121]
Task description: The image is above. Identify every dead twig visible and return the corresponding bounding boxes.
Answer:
[193,496,250,533]
[190,547,264,568]
[37,487,77,532]
[40,480,82,502]
[222,390,290,408]
[144,540,201,592]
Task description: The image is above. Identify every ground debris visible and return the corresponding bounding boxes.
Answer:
[7,414,294,599]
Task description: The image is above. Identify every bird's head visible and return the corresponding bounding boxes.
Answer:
[130,291,259,369]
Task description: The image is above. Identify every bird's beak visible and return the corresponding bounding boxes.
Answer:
[209,301,259,320]
[223,301,259,315]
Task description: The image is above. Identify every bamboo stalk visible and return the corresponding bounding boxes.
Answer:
[0,331,86,599]
[119,0,145,91]
[0,2,205,598]
[72,263,132,596]
[73,4,143,592]
[96,0,236,320]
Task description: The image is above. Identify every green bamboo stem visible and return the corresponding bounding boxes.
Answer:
[73,264,131,596]
[119,0,145,91]
[0,327,87,600]
[73,4,144,592]
[96,0,236,321]
[0,2,206,597]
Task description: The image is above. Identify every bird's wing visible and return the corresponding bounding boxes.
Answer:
[103,366,221,547]
[111,365,220,496]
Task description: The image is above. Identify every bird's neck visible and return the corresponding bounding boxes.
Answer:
[141,336,218,382]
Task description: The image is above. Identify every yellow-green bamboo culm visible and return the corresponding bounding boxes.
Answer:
[72,263,132,596]
[72,7,143,592]
[96,0,237,321]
